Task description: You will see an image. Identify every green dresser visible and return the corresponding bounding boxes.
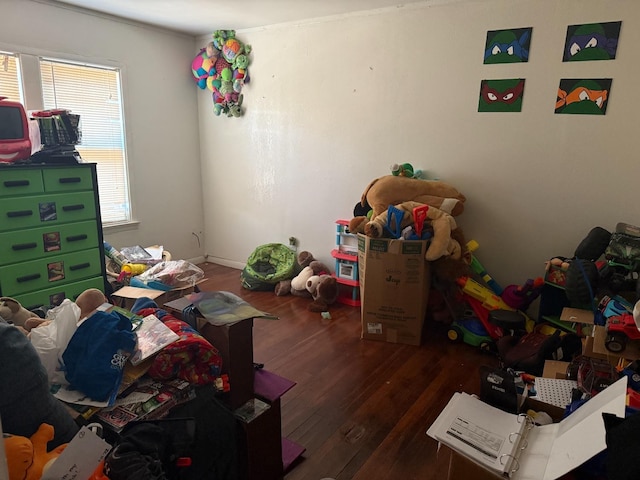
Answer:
[0,163,107,309]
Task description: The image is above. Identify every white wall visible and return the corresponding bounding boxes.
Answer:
[199,0,640,287]
[5,0,638,289]
[3,0,205,263]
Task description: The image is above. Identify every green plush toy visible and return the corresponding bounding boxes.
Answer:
[390,162,430,180]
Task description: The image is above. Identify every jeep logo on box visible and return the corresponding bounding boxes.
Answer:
[385,274,401,286]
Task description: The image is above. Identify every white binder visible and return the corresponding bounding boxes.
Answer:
[427,375,627,479]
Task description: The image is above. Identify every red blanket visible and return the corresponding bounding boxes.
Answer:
[135,307,223,385]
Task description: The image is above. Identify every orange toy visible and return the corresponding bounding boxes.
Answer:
[4,423,67,480]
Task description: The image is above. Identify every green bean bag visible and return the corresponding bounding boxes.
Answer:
[240,243,297,291]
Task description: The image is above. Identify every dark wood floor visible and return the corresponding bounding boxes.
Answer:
[196,262,500,480]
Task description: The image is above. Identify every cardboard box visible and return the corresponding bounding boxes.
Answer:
[560,307,595,336]
[163,296,255,410]
[542,360,571,379]
[588,324,640,363]
[111,284,199,310]
[357,234,430,346]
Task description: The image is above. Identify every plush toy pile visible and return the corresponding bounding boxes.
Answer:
[349,174,472,282]
[275,251,339,312]
[191,29,251,117]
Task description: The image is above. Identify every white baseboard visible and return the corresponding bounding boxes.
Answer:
[202,255,245,270]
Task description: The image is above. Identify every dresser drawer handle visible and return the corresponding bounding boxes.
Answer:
[7,210,33,218]
[58,177,82,184]
[3,180,30,187]
[12,242,38,251]
[67,234,88,242]
[62,204,85,212]
[17,273,41,283]
[69,262,90,271]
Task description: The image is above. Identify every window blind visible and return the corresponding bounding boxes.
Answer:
[40,59,130,224]
[0,53,22,102]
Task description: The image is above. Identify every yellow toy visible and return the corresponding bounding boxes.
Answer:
[4,423,67,480]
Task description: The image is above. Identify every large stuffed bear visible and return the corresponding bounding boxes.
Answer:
[358,175,466,219]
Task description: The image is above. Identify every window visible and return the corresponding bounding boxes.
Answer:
[0,53,22,102]
[0,51,131,225]
[40,59,130,224]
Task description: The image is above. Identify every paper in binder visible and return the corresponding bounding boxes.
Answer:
[427,375,628,479]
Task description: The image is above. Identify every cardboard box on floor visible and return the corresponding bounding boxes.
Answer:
[558,306,640,365]
[111,283,201,310]
[357,234,430,346]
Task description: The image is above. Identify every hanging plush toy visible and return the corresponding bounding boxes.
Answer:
[191,42,219,90]
[191,30,252,117]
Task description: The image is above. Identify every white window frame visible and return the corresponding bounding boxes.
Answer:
[1,49,133,228]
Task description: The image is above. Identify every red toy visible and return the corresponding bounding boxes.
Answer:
[0,96,31,163]
[605,312,640,353]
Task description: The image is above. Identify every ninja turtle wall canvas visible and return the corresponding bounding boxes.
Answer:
[483,27,532,64]
[563,21,621,62]
[478,79,525,112]
[555,78,612,115]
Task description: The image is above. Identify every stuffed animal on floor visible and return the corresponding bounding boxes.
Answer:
[358,175,466,219]
[0,297,43,333]
[306,274,338,312]
[5,423,68,480]
[274,252,331,297]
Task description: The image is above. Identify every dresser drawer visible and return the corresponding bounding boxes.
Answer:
[0,220,100,265]
[0,191,96,232]
[43,166,94,193]
[0,169,44,197]
[0,248,103,296]
[15,276,106,310]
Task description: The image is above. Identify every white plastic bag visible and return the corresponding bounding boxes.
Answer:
[134,260,204,289]
[29,299,80,385]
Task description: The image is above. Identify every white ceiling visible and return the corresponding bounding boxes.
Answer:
[48,0,465,36]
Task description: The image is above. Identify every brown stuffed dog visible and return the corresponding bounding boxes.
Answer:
[359,175,466,219]
[274,252,332,298]
[306,275,338,312]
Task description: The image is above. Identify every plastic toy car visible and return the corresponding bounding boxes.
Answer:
[604,299,640,353]
[447,317,494,352]
[605,313,640,353]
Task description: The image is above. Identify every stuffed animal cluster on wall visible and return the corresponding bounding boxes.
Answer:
[191,29,251,117]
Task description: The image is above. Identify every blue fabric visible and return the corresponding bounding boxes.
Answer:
[131,296,160,313]
[62,310,136,403]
